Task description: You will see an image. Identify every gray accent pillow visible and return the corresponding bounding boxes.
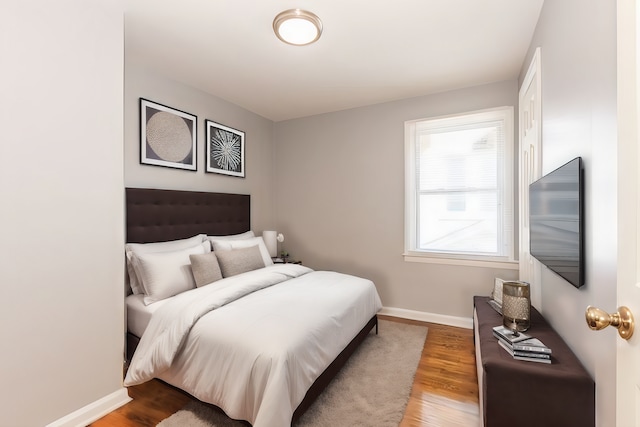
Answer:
[216,245,266,278]
[189,252,223,287]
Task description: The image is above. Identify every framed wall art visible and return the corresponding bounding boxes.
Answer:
[205,120,245,177]
[140,98,197,171]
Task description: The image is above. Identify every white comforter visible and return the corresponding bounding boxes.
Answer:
[124,264,382,427]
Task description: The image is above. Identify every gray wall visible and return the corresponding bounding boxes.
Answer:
[274,81,519,319]
[520,1,618,425]
[124,61,277,233]
[0,1,126,425]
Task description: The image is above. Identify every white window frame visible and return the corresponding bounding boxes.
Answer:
[404,106,518,269]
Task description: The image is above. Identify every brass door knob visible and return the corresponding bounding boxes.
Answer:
[585,306,634,340]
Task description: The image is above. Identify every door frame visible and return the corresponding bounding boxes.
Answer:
[518,47,543,309]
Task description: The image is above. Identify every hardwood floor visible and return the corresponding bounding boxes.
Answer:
[91,316,479,427]
[395,317,480,427]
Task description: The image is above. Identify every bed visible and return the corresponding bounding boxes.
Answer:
[122,188,382,427]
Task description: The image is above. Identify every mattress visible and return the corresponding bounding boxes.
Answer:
[126,294,168,338]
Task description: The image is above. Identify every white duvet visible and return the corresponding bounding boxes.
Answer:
[124,264,382,427]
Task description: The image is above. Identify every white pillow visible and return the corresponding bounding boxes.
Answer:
[125,234,206,295]
[134,242,210,305]
[206,230,255,247]
[210,236,274,267]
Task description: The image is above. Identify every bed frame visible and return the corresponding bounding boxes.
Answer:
[125,187,377,423]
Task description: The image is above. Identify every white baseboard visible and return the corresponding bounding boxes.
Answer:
[379,306,473,329]
[45,387,131,427]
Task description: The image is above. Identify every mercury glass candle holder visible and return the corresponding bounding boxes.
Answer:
[502,281,531,332]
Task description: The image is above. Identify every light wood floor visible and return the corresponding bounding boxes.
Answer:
[91,316,479,427]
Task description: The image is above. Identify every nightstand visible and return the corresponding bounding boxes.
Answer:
[273,258,301,265]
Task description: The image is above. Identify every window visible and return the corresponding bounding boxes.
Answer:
[404,107,514,265]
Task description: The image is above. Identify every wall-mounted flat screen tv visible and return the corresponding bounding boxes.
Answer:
[529,157,584,288]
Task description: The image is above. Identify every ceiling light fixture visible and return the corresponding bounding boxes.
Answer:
[273,9,322,46]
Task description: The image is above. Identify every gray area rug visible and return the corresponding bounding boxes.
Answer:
[157,319,428,427]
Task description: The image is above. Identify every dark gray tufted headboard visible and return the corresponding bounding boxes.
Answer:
[125,188,251,243]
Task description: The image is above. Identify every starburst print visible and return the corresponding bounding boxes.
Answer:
[211,129,242,172]
[206,120,245,177]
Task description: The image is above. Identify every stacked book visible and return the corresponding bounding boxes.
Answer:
[492,325,552,364]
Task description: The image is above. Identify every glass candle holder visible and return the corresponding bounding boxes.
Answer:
[502,281,531,332]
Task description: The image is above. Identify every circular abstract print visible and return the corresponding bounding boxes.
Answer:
[146,111,192,162]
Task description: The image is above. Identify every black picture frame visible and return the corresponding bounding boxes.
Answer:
[205,119,245,177]
[140,98,197,171]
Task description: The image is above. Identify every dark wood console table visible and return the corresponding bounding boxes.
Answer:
[473,296,595,427]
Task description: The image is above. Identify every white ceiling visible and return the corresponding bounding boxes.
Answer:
[124,0,544,122]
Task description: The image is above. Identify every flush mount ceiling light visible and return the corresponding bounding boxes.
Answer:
[273,9,323,46]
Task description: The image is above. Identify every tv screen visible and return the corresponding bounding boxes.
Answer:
[529,157,584,288]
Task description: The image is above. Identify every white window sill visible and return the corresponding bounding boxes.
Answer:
[403,254,519,270]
